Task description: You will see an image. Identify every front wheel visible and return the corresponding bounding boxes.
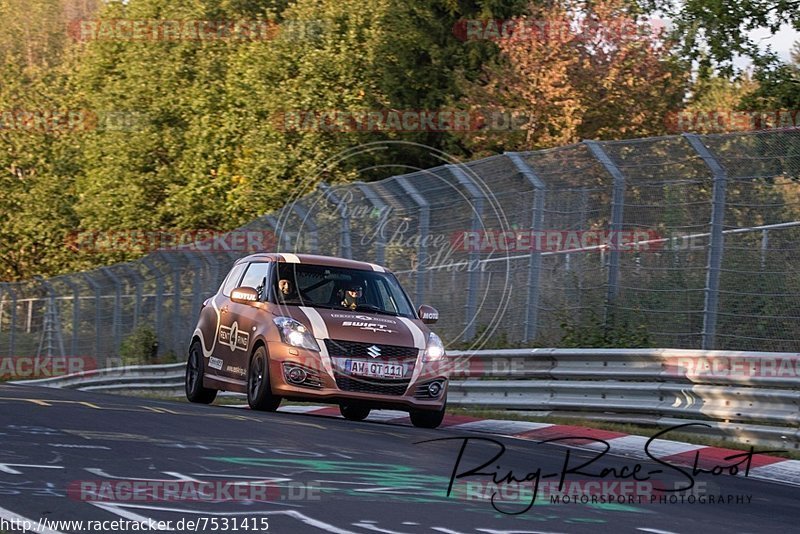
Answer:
[410,400,446,429]
[339,403,370,421]
[185,341,217,404]
[247,345,281,412]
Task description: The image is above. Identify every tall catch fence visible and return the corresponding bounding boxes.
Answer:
[1,129,799,366]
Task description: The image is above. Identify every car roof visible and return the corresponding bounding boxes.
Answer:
[234,253,391,273]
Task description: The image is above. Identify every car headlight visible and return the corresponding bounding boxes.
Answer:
[423,332,445,362]
[273,317,320,352]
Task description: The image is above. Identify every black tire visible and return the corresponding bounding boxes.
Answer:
[339,403,371,421]
[185,340,217,404]
[247,345,281,412]
[410,400,446,429]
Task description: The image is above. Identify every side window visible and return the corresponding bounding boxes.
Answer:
[240,262,271,301]
[221,264,247,297]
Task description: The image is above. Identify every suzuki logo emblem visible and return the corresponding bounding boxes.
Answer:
[367,345,381,358]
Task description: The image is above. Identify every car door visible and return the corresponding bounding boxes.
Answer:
[210,262,247,381]
[222,261,272,381]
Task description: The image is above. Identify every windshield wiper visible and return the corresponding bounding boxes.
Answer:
[355,304,399,316]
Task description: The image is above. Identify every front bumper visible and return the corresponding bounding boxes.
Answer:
[267,341,448,411]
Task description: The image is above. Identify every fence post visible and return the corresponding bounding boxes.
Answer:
[100,267,123,356]
[684,133,728,350]
[60,278,81,357]
[448,164,485,342]
[265,214,293,252]
[395,176,430,306]
[356,182,389,265]
[155,252,183,357]
[291,201,319,254]
[142,257,165,357]
[506,152,546,342]
[183,252,205,327]
[584,141,626,319]
[0,283,16,357]
[121,264,143,331]
[319,183,352,259]
[82,274,103,366]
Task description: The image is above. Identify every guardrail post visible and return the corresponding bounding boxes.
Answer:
[319,183,352,259]
[684,133,728,350]
[584,141,626,319]
[82,274,103,366]
[396,176,430,306]
[291,201,319,254]
[506,152,546,342]
[356,182,389,265]
[448,164,486,342]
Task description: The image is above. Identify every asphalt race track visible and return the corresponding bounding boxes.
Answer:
[0,383,797,534]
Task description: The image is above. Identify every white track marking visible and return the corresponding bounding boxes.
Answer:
[447,420,553,435]
[0,463,63,475]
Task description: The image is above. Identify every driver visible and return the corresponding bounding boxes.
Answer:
[341,285,362,310]
[278,278,298,301]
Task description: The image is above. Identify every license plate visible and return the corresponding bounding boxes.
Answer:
[346,360,404,379]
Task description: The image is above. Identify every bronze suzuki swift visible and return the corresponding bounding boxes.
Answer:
[185,253,449,428]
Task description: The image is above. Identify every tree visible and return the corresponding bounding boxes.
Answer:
[460,0,687,154]
[646,0,800,72]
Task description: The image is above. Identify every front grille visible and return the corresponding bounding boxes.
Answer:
[325,339,418,360]
[335,375,410,396]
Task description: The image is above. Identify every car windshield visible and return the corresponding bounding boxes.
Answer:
[274,262,416,318]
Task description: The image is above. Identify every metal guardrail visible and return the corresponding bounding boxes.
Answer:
[12,362,186,392]
[11,348,800,449]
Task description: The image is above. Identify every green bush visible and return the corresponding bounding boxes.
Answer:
[558,309,651,348]
[118,326,159,366]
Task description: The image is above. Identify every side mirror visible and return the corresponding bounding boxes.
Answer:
[231,286,259,304]
[418,305,439,324]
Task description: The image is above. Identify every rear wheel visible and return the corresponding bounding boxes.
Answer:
[339,403,370,421]
[410,400,446,429]
[247,345,281,412]
[185,341,217,404]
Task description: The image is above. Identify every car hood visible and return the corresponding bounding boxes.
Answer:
[285,306,428,350]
